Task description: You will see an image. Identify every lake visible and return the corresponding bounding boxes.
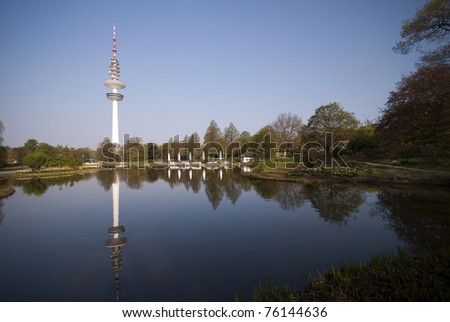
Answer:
[1,168,449,301]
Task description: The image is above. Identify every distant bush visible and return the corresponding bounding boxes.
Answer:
[23,152,48,170]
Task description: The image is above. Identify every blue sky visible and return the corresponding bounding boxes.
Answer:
[1,0,424,148]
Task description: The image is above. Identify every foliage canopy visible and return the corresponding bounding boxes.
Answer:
[393,0,450,66]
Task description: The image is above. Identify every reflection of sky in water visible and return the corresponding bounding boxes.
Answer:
[0,170,447,301]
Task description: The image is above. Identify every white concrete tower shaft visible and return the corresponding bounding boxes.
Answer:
[104,26,125,145]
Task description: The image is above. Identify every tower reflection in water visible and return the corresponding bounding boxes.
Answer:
[105,173,127,301]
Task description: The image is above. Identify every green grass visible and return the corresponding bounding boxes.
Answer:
[242,161,450,186]
[0,184,15,198]
[12,168,98,180]
[375,158,450,172]
[247,250,450,301]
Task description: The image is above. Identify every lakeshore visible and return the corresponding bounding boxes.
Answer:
[0,184,15,198]
[241,161,450,187]
[237,161,450,301]
[3,160,450,186]
[0,167,99,198]
[248,250,450,301]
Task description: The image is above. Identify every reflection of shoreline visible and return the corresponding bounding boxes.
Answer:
[13,172,96,196]
[95,168,367,219]
[372,185,450,251]
[0,198,5,224]
[105,174,127,301]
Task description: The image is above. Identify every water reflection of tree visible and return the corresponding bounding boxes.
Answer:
[189,171,202,194]
[305,184,365,225]
[222,170,242,204]
[0,198,5,225]
[204,171,224,210]
[142,168,247,209]
[120,168,147,190]
[17,169,365,221]
[96,168,163,191]
[96,170,116,191]
[11,174,94,197]
[158,168,247,208]
[252,180,280,200]
[0,178,8,224]
[371,186,450,251]
[275,183,305,211]
[21,179,49,196]
[146,168,160,183]
[252,181,305,211]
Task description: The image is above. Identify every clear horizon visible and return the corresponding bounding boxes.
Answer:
[1,0,423,149]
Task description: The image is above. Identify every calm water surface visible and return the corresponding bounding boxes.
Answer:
[1,168,449,301]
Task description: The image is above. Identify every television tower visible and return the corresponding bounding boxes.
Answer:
[104,26,125,145]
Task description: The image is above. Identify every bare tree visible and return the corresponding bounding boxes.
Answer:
[272,112,303,143]
[0,120,4,146]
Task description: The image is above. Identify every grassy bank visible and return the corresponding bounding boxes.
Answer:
[12,167,99,180]
[242,162,450,186]
[0,184,15,198]
[248,250,450,301]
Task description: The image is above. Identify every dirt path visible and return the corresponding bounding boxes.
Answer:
[361,162,450,174]
[0,170,19,176]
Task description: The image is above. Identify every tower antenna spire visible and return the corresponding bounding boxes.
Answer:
[113,25,117,58]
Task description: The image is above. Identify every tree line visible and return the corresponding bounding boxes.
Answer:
[1,138,91,170]
[94,101,362,165]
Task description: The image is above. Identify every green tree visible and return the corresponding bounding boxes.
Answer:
[304,102,360,151]
[62,152,83,169]
[147,142,160,161]
[124,137,144,163]
[203,120,224,159]
[223,122,240,145]
[252,125,280,160]
[187,132,201,159]
[204,120,223,144]
[238,130,252,143]
[7,147,23,164]
[348,124,378,159]
[393,0,450,66]
[96,137,112,161]
[0,147,6,167]
[24,139,38,152]
[36,143,57,156]
[23,152,48,170]
[73,147,93,162]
